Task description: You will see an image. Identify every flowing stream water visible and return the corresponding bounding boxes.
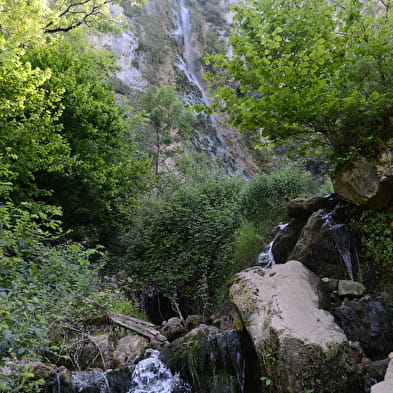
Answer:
[257,223,289,268]
[53,350,192,393]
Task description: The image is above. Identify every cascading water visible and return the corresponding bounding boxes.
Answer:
[128,350,192,393]
[257,223,289,268]
[53,350,192,393]
[320,211,359,281]
[173,0,245,177]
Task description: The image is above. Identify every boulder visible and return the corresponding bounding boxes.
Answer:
[112,335,149,368]
[229,261,362,393]
[289,209,360,279]
[368,358,391,381]
[161,325,260,393]
[337,280,366,297]
[160,317,185,341]
[371,359,393,393]
[287,195,338,219]
[184,314,205,331]
[271,219,304,264]
[334,139,393,208]
[79,333,114,370]
[332,300,393,360]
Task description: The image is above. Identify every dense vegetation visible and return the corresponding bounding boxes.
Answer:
[1,1,393,391]
[206,0,393,164]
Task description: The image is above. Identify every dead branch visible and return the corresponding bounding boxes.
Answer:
[72,293,168,345]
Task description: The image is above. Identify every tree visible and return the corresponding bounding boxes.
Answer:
[0,0,146,46]
[206,0,393,163]
[137,86,194,176]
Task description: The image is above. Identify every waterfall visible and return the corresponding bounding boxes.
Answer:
[173,0,245,177]
[320,212,358,281]
[53,350,192,393]
[257,223,289,268]
[128,350,192,393]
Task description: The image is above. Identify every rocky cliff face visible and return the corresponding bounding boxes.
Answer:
[91,0,259,176]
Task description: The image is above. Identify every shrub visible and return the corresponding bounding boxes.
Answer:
[352,209,393,289]
[239,164,318,231]
[122,173,243,316]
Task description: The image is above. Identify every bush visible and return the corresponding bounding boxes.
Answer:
[239,164,318,232]
[352,209,393,289]
[122,172,243,316]
[229,221,264,271]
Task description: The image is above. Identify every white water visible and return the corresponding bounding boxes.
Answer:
[257,223,289,268]
[320,212,355,280]
[128,350,192,393]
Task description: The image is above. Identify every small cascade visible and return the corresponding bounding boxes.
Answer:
[257,223,289,268]
[207,330,246,393]
[320,211,359,281]
[128,350,192,393]
[53,350,191,393]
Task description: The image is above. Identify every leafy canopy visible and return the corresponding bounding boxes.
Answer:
[206,0,393,161]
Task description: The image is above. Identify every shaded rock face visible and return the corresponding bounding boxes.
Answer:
[161,325,261,393]
[371,358,393,393]
[289,209,360,280]
[268,194,362,281]
[287,195,338,220]
[271,219,304,264]
[334,139,393,208]
[229,261,362,393]
[332,300,393,360]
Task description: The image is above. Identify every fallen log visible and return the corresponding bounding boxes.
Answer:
[73,293,168,345]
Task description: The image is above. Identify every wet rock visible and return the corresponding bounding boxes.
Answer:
[338,280,366,297]
[161,325,260,393]
[160,317,186,341]
[113,335,149,368]
[332,300,393,360]
[334,139,393,208]
[287,195,338,219]
[229,261,362,393]
[289,209,360,279]
[271,219,304,264]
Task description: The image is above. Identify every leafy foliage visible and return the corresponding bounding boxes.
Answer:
[122,165,243,315]
[352,209,393,288]
[23,33,152,228]
[240,165,318,232]
[206,0,393,162]
[137,86,194,176]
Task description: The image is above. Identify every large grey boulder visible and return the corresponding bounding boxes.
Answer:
[334,139,393,208]
[229,261,362,393]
